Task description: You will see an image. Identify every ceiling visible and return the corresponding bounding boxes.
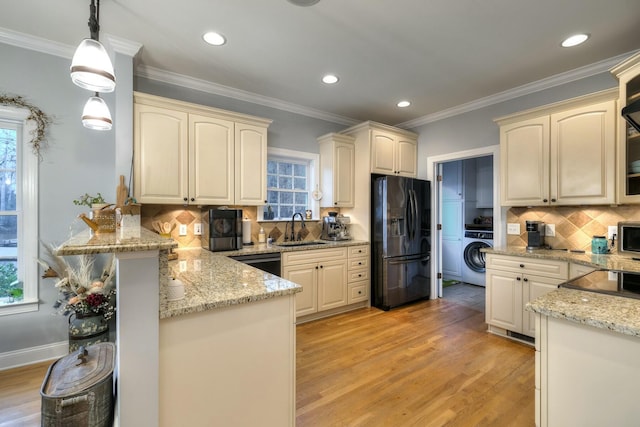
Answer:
[2,0,640,126]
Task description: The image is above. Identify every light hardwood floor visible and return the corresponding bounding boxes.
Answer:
[1,292,534,427]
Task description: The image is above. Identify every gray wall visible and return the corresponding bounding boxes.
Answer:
[0,42,116,354]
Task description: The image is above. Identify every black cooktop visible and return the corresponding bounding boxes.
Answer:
[560,270,640,300]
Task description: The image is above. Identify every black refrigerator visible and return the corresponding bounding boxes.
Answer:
[372,175,431,310]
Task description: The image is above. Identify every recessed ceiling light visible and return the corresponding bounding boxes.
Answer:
[561,33,589,48]
[322,74,339,84]
[203,32,227,46]
[287,0,320,6]
[397,101,411,108]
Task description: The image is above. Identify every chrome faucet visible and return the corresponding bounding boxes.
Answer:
[289,212,305,241]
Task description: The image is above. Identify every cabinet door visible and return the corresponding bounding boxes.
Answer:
[442,239,462,280]
[500,116,550,206]
[442,161,463,200]
[235,123,267,205]
[486,270,523,332]
[134,104,188,204]
[283,263,318,317]
[396,138,417,177]
[317,259,348,311]
[189,114,234,205]
[370,130,396,175]
[476,156,494,208]
[551,100,615,205]
[522,274,563,337]
[334,141,355,207]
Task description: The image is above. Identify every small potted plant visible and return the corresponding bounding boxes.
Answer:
[73,192,107,209]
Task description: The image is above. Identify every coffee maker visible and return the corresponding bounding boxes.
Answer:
[526,220,545,250]
[321,214,351,241]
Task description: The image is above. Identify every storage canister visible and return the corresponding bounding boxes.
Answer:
[591,235,608,254]
[40,343,115,427]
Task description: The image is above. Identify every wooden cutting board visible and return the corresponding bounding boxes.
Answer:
[116,175,128,208]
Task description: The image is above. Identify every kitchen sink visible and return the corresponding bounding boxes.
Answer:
[275,241,328,247]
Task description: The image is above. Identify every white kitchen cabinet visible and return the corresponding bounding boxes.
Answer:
[370,129,417,177]
[442,199,463,280]
[442,161,463,200]
[485,254,568,339]
[475,156,493,208]
[569,262,596,279]
[611,51,640,204]
[347,245,370,304]
[282,247,348,318]
[496,90,617,206]
[318,133,355,208]
[133,92,271,205]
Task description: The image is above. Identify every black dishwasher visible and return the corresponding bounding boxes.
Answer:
[229,252,282,276]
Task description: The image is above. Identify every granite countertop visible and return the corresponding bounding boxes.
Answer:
[55,227,177,255]
[527,288,640,338]
[217,239,368,256]
[484,246,640,273]
[159,248,303,319]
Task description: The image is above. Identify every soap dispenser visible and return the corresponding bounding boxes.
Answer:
[258,227,266,243]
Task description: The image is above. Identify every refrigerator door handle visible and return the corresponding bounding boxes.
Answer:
[409,189,418,240]
[386,253,426,264]
[406,189,413,239]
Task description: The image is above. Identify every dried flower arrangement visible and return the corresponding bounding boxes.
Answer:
[0,94,53,158]
[38,244,116,320]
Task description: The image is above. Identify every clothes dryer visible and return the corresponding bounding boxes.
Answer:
[462,230,492,287]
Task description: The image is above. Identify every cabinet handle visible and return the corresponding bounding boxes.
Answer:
[264,200,267,203]
[358,274,362,277]
[183,197,188,202]
[315,266,318,270]
[358,291,362,295]
[523,278,529,282]
[551,198,556,203]
[516,277,521,281]
[519,264,525,268]
[543,199,548,203]
[334,202,338,205]
[190,197,195,202]
[320,265,324,269]
[358,262,362,265]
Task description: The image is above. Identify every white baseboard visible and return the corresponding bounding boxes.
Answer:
[0,341,68,371]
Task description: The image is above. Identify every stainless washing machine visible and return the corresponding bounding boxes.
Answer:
[462,230,493,287]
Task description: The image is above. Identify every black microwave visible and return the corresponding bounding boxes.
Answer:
[202,209,243,252]
[618,222,640,254]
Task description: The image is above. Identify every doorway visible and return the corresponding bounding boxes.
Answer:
[427,145,503,300]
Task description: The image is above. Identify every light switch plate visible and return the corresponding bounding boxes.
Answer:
[179,224,187,236]
[608,225,617,239]
[546,224,555,237]
[507,223,520,235]
[194,223,202,236]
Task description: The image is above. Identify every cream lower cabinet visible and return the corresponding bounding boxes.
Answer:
[282,247,348,317]
[497,90,617,206]
[134,92,270,205]
[347,245,370,303]
[486,254,568,339]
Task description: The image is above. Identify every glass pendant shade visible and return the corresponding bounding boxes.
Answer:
[82,95,113,131]
[70,38,116,93]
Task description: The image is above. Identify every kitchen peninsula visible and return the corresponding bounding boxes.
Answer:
[483,247,640,426]
[55,228,304,427]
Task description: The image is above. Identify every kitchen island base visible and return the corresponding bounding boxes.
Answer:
[535,314,640,427]
[159,294,296,427]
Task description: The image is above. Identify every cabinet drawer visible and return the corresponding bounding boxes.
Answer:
[486,254,568,280]
[348,245,369,257]
[348,257,369,270]
[349,269,369,282]
[348,280,369,303]
[282,247,348,266]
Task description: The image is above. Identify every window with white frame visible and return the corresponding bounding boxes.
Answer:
[0,107,39,315]
[262,148,319,221]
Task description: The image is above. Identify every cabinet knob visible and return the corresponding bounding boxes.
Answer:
[264,200,268,203]
[315,266,318,270]
[551,198,556,203]
[519,264,525,268]
[190,197,195,202]
[358,262,362,265]
[523,278,529,282]
[543,199,548,203]
[320,265,324,269]
[183,197,188,202]
[358,291,362,295]
[334,202,338,205]
[358,274,362,277]
[516,277,521,281]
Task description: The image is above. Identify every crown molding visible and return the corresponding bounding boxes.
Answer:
[104,34,143,58]
[136,65,360,127]
[0,27,73,59]
[396,50,640,130]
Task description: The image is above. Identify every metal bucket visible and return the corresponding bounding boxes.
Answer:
[68,312,109,353]
[41,343,115,427]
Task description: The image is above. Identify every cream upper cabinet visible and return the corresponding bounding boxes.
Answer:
[134,103,189,204]
[133,92,271,205]
[370,129,417,177]
[318,133,355,208]
[496,90,617,206]
[611,51,640,204]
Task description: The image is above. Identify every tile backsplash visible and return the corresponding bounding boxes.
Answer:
[507,205,640,250]
[141,205,339,248]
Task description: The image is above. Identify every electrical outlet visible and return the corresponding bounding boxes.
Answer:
[507,223,521,235]
[194,223,202,236]
[194,259,201,271]
[179,260,187,272]
[608,225,617,240]
[546,224,555,237]
[179,224,187,236]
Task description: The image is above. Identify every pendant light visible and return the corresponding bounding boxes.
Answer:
[82,93,113,131]
[70,0,116,93]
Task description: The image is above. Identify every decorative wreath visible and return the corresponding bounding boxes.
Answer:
[0,94,53,158]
